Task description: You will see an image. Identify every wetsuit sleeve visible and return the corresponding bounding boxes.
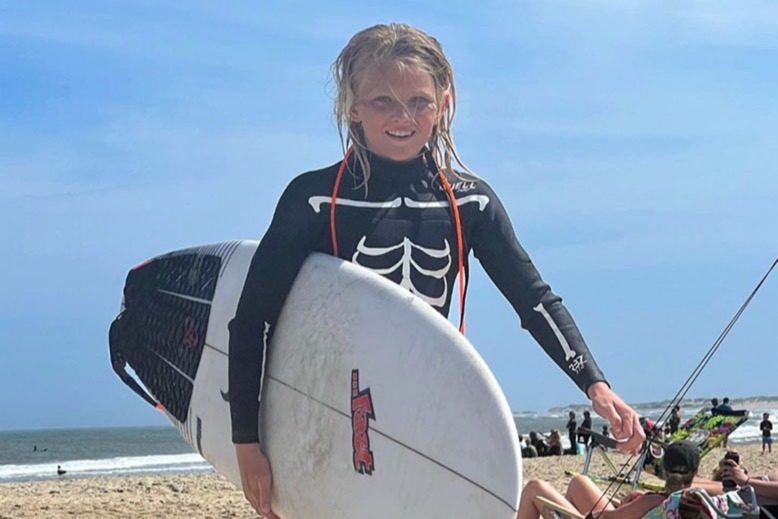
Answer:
[470,183,607,395]
[228,175,322,443]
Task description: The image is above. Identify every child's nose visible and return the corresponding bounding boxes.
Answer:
[388,101,412,120]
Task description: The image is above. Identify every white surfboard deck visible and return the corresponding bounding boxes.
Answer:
[132,241,522,518]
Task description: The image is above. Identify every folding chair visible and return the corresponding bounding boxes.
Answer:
[681,486,761,518]
[579,408,750,492]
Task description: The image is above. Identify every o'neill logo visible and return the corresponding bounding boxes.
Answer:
[351,369,376,475]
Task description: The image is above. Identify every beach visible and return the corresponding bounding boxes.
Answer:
[1,443,772,518]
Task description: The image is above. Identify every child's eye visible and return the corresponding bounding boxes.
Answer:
[369,97,393,109]
[409,97,435,112]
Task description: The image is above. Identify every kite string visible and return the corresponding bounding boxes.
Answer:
[586,258,777,518]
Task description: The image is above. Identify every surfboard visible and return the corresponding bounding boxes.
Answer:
[110,240,522,518]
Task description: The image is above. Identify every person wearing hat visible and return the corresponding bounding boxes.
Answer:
[517,440,704,519]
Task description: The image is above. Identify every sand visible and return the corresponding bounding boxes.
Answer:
[1,443,773,518]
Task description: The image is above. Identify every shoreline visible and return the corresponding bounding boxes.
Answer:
[2,443,773,518]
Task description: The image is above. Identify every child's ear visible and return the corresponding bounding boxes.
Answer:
[437,91,452,120]
[349,104,362,123]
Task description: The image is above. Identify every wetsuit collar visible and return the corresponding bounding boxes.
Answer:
[365,150,430,179]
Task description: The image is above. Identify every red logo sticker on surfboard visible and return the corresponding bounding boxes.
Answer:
[351,369,376,475]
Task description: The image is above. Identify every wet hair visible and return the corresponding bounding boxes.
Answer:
[664,470,696,493]
[332,23,472,189]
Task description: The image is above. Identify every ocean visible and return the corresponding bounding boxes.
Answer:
[3,397,776,484]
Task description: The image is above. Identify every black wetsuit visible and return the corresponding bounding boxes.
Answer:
[228,153,607,443]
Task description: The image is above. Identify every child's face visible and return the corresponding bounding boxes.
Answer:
[350,62,445,162]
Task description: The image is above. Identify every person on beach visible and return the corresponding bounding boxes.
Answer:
[579,410,593,447]
[761,413,773,455]
[710,398,720,414]
[521,435,539,458]
[693,452,778,517]
[228,23,645,518]
[517,440,740,519]
[56,465,66,476]
[566,412,578,455]
[718,398,733,448]
[530,431,550,457]
[668,405,681,435]
[547,430,564,456]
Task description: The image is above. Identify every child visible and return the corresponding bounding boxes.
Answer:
[761,412,773,455]
[228,23,644,517]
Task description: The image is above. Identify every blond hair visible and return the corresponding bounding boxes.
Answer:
[332,23,473,189]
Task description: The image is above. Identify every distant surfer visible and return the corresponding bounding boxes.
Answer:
[228,23,645,518]
[56,465,66,476]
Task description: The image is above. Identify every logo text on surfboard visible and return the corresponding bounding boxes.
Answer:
[351,369,376,475]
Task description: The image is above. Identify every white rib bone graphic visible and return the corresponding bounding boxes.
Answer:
[533,303,576,361]
[353,236,451,308]
[308,196,402,213]
[403,195,490,211]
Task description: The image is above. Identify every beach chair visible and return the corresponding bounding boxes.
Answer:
[660,486,761,518]
[578,408,750,492]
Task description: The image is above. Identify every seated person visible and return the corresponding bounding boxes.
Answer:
[693,454,778,518]
[529,431,549,457]
[547,430,563,456]
[520,435,539,458]
[517,440,740,519]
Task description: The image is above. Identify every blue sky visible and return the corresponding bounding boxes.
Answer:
[1,1,776,431]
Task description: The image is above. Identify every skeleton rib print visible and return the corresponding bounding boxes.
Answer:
[307,195,490,213]
[353,236,451,308]
[227,153,608,443]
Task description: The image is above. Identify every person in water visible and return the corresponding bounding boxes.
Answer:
[228,23,645,518]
